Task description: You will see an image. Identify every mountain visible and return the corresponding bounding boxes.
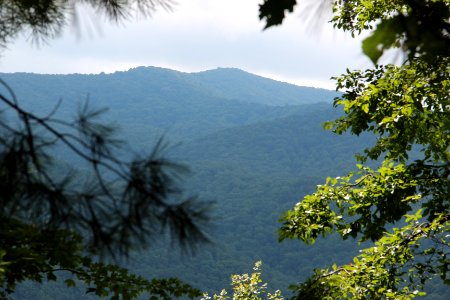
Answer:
[0,67,333,142]
[174,102,367,175]
[2,67,448,299]
[190,67,337,106]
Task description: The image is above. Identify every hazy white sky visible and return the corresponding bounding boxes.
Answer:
[0,0,371,89]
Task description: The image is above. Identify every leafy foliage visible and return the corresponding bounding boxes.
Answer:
[0,0,173,48]
[0,218,202,299]
[0,0,219,297]
[201,261,283,300]
[291,211,448,299]
[259,0,450,63]
[0,1,214,294]
[259,0,297,29]
[331,0,450,63]
[259,0,450,298]
[0,75,210,297]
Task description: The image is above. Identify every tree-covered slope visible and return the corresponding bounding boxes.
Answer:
[190,68,336,106]
[174,102,371,176]
[3,68,447,299]
[126,103,373,295]
[0,67,329,142]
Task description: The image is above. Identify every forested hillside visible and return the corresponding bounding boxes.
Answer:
[3,68,447,299]
[0,67,332,141]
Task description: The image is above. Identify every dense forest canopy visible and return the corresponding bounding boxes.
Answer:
[3,70,370,299]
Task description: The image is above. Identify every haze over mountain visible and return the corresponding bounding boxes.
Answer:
[2,67,447,299]
[1,67,336,142]
[190,67,337,106]
[2,66,336,106]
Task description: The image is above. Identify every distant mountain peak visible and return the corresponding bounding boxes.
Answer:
[125,66,184,74]
[1,66,337,107]
[199,67,247,73]
[194,67,260,77]
[189,67,336,106]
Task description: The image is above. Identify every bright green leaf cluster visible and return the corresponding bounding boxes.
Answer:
[291,215,449,299]
[201,261,283,300]
[332,58,450,163]
[280,161,427,244]
[331,0,450,63]
[276,0,449,298]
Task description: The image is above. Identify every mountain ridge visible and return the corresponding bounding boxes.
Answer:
[1,66,336,107]
[0,66,338,142]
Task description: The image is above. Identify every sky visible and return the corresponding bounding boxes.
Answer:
[0,0,372,89]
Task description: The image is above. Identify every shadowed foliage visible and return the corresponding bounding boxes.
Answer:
[0,0,212,298]
[0,74,210,298]
[0,0,174,47]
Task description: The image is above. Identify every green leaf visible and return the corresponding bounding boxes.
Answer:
[65,279,76,288]
[259,0,297,29]
[362,17,402,64]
